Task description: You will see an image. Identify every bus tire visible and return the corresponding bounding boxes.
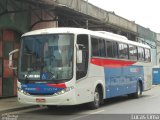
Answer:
[128,82,142,98]
[88,87,100,109]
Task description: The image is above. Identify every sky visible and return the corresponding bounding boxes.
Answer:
[88,0,160,33]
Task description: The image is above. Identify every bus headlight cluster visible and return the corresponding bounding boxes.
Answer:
[17,87,30,95]
[54,86,74,96]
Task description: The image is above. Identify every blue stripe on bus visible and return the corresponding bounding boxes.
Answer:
[21,84,64,95]
[104,65,144,98]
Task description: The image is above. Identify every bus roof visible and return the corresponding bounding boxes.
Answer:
[22,27,151,49]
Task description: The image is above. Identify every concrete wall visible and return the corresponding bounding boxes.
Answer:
[147,40,157,66]
[108,13,137,33]
[31,10,57,30]
[55,0,137,33]
[138,25,156,41]
[0,12,30,33]
[137,25,157,90]
[137,25,157,66]
[0,0,30,33]
[55,0,109,22]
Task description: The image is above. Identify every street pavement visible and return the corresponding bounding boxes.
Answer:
[0,97,37,113]
[0,85,160,120]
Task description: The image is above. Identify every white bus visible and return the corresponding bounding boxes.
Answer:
[9,28,152,109]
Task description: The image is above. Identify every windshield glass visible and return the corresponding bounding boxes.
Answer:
[18,34,74,82]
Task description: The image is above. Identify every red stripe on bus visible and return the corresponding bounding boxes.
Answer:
[91,58,136,68]
[46,83,67,88]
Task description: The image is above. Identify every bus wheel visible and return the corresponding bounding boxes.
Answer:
[136,82,142,98]
[128,82,142,98]
[88,88,100,109]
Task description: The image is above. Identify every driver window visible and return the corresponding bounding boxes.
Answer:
[76,34,89,80]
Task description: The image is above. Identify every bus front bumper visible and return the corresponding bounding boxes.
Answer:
[17,89,77,106]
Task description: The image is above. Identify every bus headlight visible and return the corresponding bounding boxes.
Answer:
[54,86,74,96]
[17,87,30,95]
[17,87,23,92]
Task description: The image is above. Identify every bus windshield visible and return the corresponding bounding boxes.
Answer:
[18,34,74,82]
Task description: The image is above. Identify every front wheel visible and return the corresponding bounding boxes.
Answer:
[88,88,100,109]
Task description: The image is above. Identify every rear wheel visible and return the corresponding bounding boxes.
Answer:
[88,88,100,109]
[137,82,142,97]
[128,82,142,98]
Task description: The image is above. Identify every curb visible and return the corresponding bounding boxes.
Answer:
[152,85,159,88]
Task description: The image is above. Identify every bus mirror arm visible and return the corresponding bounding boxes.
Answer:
[76,44,83,64]
[9,49,19,69]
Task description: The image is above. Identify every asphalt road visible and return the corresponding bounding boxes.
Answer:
[2,85,160,120]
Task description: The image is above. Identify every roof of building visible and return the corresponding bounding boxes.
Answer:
[22,0,137,34]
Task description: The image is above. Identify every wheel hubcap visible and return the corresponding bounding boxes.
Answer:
[138,85,141,96]
[94,91,100,106]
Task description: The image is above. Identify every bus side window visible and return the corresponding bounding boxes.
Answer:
[118,43,129,59]
[129,45,138,60]
[91,38,105,57]
[138,47,145,61]
[91,38,99,56]
[99,39,105,57]
[106,41,118,58]
[145,48,151,62]
[76,34,89,80]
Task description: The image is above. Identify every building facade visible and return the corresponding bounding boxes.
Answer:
[0,0,157,97]
[157,34,160,66]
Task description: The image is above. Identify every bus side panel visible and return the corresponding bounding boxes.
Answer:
[75,63,106,105]
[143,66,152,90]
[123,65,144,92]
[105,65,144,98]
[105,67,122,98]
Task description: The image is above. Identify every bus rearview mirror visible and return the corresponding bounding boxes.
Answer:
[9,49,19,69]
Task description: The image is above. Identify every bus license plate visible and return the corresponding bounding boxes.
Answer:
[36,98,46,103]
